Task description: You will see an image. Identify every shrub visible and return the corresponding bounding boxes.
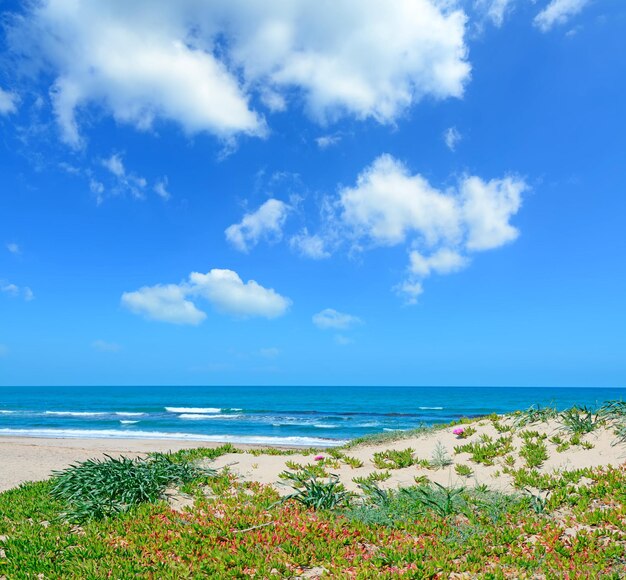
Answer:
[50,454,212,523]
[372,448,415,469]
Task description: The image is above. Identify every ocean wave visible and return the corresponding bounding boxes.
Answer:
[419,406,443,410]
[44,411,108,417]
[313,424,338,429]
[115,412,145,417]
[119,420,139,425]
[0,428,344,447]
[165,407,221,414]
[0,410,15,414]
[356,422,381,428]
[178,413,243,420]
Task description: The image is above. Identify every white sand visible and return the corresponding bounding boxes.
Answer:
[1,417,625,494]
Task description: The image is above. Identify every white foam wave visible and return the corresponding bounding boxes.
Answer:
[419,406,443,410]
[313,424,337,429]
[119,420,139,425]
[115,412,145,417]
[178,413,242,420]
[165,407,221,414]
[0,428,344,447]
[45,411,108,417]
[0,410,15,414]
[357,422,381,428]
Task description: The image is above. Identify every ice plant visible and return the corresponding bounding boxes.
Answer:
[453,428,464,437]
[314,455,325,461]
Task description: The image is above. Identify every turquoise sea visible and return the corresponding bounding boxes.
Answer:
[0,386,624,447]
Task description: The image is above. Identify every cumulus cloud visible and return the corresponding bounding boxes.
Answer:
[6,242,20,255]
[92,340,121,352]
[8,0,470,145]
[225,199,290,252]
[443,126,462,151]
[122,283,206,325]
[0,87,18,115]
[313,308,362,330]
[122,268,291,324]
[534,0,591,32]
[303,154,526,302]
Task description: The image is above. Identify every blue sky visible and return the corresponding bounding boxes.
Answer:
[0,0,624,387]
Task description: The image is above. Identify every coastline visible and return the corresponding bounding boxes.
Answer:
[0,436,311,492]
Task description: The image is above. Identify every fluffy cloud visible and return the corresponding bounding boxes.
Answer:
[443,126,462,151]
[534,0,590,32]
[0,87,18,115]
[121,283,206,325]
[225,199,290,252]
[340,154,461,246]
[102,154,147,199]
[8,0,470,145]
[6,242,20,255]
[316,134,342,149]
[313,308,362,330]
[122,268,291,324]
[307,154,526,302]
[408,248,468,277]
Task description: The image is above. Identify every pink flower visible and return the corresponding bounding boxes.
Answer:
[453,428,464,436]
[314,455,325,461]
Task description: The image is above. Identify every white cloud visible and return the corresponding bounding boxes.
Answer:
[334,334,353,346]
[1,283,33,301]
[474,0,516,27]
[23,287,35,302]
[1,284,19,297]
[9,1,469,144]
[313,308,362,330]
[6,242,21,255]
[340,154,461,246]
[443,126,462,151]
[408,248,469,277]
[305,154,526,302]
[225,199,290,252]
[394,280,424,304]
[122,283,207,325]
[154,179,171,200]
[461,175,524,250]
[534,0,591,32]
[0,87,18,115]
[122,268,291,324]
[290,230,331,259]
[189,269,291,318]
[92,340,121,352]
[316,134,342,149]
[101,153,148,199]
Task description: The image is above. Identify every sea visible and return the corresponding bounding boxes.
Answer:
[0,386,624,447]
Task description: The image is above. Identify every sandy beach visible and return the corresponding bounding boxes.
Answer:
[0,437,236,492]
[2,415,626,494]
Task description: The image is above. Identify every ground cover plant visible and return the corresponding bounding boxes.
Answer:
[2,403,626,577]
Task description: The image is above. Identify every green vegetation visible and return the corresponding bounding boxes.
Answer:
[2,402,626,577]
[454,434,514,466]
[372,448,416,469]
[429,441,453,469]
[560,406,603,434]
[50,453,214,523]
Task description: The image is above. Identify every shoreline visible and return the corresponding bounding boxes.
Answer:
[0,436,314,493]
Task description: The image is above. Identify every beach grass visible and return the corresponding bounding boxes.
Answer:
[1,403,626,577]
